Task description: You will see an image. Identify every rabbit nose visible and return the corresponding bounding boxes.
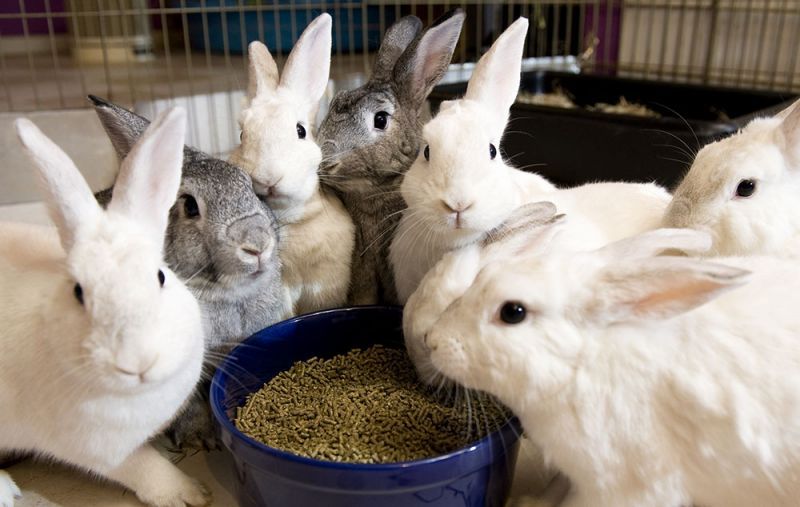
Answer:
[442,200,474,214]
[254,178,281,197]
[442,200,473,229]
[423,333,437,351]
[114,354,158,382]
[241,246,262,257]
[227,215,275,253]
[240,246,264,265]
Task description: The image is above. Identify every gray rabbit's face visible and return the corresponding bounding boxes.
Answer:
[318,82,420,194]
[316,11,465,198]
[165,156,280,295]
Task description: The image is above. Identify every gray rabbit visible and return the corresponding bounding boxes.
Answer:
[90,95,289,451]
[317,11,465,305]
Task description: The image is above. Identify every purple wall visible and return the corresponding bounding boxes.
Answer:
[0,1,67,36]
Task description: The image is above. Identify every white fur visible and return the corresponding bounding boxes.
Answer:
[389,17,671,304]
[1,110,208,506]
[663,98,800,256]
[411,225,800,507]
[229,13,355,315]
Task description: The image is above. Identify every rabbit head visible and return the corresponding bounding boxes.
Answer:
[419,227,747,412]
[400,17,530,247]
[229,14,332,217]
[663,99,800,256]
[317,11,465,194]
[14,108,204,392]
[90,96,280,298]
[403,201,559,385]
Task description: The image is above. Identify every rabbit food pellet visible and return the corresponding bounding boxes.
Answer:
[234,345,511,464]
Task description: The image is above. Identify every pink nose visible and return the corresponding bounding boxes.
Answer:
[442,200,473,214]
[442,200,473,229]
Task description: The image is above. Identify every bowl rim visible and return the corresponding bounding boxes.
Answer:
[210,305,523,472]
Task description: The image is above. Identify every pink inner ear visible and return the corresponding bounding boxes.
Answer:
[632,279,721,318]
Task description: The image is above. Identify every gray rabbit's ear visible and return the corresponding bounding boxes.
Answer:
[393,9,465,107]
[371,15,423,82]
[89,95,150,159]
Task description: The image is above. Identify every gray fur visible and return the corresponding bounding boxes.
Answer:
[90,95,288,451]
[317,11,464,305]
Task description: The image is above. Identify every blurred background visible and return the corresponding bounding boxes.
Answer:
[1,1,799,210]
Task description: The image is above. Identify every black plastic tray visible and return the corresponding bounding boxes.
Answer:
[429,71,798,189]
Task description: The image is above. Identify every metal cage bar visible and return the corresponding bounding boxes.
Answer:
[1,0,797,156]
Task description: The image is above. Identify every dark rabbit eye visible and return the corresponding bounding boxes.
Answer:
[296,123,306,139]
[158,269,166,287]
[374,111,389,130]
[489,143,497,160]
[74,283,84,306]
[239,131,243,141]
[424,145,430,161]
[182,194,200,218]
[499,301,526,324]
[735,179,756,198]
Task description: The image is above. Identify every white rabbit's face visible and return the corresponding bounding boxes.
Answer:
[400,100,522,247]
[665,117,800,256]
[69,217,202,393]
[236,88,320,213]
[424,258,585,411]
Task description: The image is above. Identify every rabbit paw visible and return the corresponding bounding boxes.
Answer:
[0,470,21,507]
[137,475,211,507]
[165,399,220,452]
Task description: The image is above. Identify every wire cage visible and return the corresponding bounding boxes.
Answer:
[1,0,799,155]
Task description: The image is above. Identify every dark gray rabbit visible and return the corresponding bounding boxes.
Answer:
[90,95,289,451]
[317,10,465,305]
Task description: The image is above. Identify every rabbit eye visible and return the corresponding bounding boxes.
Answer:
[158,269,166,287]
[239,131,243,141]
[374,111,389,130]
[499,301,526,324]
[296,123,306,139]
[424,145,430,161]
[74,283,84,306]
[489,143,497,160]
[182,194,200,218]
[735,179,756,198]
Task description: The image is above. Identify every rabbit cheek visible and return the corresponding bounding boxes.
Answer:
[427,331,472,387]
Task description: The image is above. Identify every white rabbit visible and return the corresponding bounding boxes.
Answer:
[0,109,208,507]
[663,98,800,256]
[411,221,800,507]
[390,17,670,303]
[229,13,355,315]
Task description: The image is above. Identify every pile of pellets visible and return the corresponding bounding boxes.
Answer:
[235,345,511,464]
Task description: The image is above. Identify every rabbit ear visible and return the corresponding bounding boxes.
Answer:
[393,10,465,107]
[779,98,800,165]
[597,228,713,259]
[107,107,186,242]
[482,204,564,261]
[372,16,423,81]
[247,40,280,100]
[596,257,750,322]
[15,118,102,251]
[89,95,150,159]
[482,201,558,247]
[281,13,332,103]
[464,17,529,117]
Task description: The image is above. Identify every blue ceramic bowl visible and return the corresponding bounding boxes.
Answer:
[210,306,522,507]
